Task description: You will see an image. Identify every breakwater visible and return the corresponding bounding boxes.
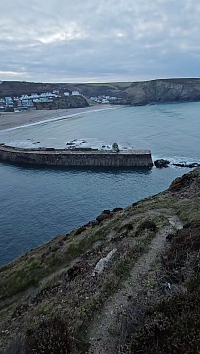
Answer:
[0,145,153,168]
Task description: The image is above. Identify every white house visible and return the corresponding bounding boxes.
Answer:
[21,94,29,100]
[21,99,34,107]
[64,92,70,96]
[30,93,39,99]
[72,91,80,96]
[5,97,13,106]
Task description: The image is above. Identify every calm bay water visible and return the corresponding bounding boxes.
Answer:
[0,102,199,267]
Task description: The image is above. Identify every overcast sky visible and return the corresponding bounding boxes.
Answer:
[0,0,200,83]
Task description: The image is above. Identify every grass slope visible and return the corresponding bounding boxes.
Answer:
[0,168,199,353]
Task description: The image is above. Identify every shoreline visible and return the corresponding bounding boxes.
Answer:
[0,104,121,132]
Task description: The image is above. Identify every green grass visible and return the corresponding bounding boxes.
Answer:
[0,225,109,300]
[176,197,200,223]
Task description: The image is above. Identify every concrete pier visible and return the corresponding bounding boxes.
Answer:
[0,145,153,168]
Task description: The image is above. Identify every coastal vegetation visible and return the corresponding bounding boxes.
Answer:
[34,95,89,110]
[0,168,200,353]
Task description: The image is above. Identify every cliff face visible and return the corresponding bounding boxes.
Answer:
[120,78,200,105]
[2,78,200,106]
[0,168,200,353]
[34,96,89,110]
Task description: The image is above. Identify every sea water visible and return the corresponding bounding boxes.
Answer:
[0,102,199,266]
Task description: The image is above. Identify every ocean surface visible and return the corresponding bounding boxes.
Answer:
[0,102,200,267]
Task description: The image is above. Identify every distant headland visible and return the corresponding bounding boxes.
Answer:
[1,78,200,111]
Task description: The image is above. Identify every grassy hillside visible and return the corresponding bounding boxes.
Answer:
[2,78,200,106]
[0,168,200,353]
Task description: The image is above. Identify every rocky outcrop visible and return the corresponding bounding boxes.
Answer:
[154,160,200,168]
[173,162,200,168]
[34,96,89,110]
[154,159,170,168]
[169,171,195,192]
[117,78,200,106]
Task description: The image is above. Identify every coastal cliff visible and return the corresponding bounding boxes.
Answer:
[34,95,89,110]
[117,78,200,106]
[2,78,200,106]
[0,168,200,353]
[77,78,200,105]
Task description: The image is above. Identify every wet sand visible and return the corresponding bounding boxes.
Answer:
[0,105,117,131]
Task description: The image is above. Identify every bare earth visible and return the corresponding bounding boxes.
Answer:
[0,105,116,131]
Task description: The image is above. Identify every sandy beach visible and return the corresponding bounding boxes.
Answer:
[0,104,118,131]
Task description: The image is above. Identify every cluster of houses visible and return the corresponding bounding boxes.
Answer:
[90,95,120,104]
[0,90,81,112]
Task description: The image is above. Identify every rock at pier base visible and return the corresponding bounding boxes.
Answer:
[154,159,170,168]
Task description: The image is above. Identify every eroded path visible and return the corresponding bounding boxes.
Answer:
[88,215,183,354]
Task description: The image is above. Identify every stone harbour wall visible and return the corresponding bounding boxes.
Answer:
[0,145,153,168]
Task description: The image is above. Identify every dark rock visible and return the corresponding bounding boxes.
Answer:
[102,209,111,214]
[169,172,194,192]
[154,159,170,168]
[67,262,84,281]
[112,207,123,213]
[95,209,114,223]
[75,225,87,235]
[63,233,70,241]
[188,163,200,168]
[90,220,99,228]
[173,163,185,167]
[166,233,175,241]
[96,213,113,223]
[173,162,200,168]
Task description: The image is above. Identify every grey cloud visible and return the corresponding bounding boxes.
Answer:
[0,0,200,82]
